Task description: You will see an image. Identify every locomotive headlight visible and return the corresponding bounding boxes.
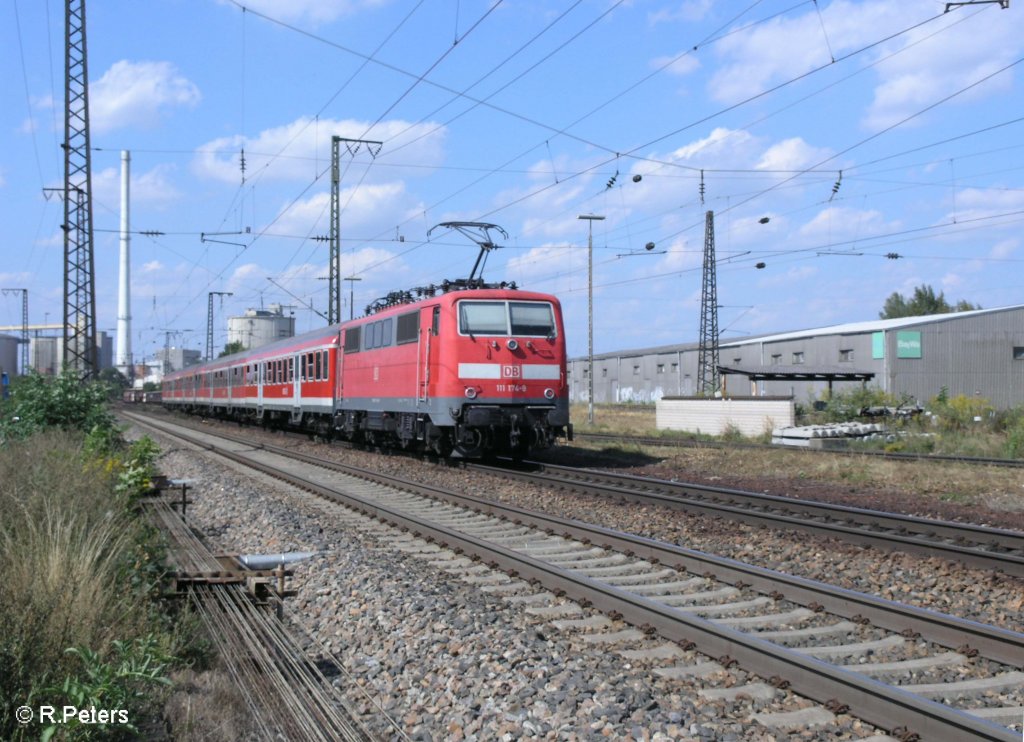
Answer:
[465,386,478,399]
[544,388,555,400]
[507,339,519,351]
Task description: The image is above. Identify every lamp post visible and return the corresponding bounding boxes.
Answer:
[578,214,605,425]
[343,276,362,320]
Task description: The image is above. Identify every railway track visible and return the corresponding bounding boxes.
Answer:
[469,459,1024,577]
[575,431,1024,469]
[124,411,1024,740]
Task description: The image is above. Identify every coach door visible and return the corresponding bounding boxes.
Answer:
[292,353,302,421]
[256,361,264,415]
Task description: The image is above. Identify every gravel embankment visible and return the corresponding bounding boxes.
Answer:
[141,423,891,740]
[312,443,1024,633]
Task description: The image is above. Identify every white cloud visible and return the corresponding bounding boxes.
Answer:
[505,244,580,294]
[649,52,701,78]
[670,127,758,163]
[648,1,713,26]
[947,186,1024,224]
[756,138,832,172]
[798,205,892,245]
[705,2,1024,129]
[218,0,389,26]
[91,61,200,134]
[989,239,1018,260]
[193,117,446,184]
[758,264,818,288]
[863,9,1023,130]
[267,181,411,238]
[941,271,964,289]
[91,164,181,210]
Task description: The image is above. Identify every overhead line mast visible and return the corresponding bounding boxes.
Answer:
[697,210,720,397]
[330,136,382,325]
[207,292,233,361]
[62,0,97,379]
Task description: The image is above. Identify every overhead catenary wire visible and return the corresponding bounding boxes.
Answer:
[74,0,1015,347]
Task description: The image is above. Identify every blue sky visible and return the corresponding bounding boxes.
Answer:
[2,0,1023,361]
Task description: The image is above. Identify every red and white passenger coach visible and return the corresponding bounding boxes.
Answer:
[162,286,572,457]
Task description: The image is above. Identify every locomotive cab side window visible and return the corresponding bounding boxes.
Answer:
[344,327,361,354]
[396,311,419,344]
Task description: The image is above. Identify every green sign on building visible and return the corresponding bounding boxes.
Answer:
[872,332,884,359]
[896,331,922,358]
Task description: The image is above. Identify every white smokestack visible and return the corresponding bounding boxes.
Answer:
[116,150,132,376]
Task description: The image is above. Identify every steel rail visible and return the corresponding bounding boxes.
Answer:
[575,431,1024,469]
[128,413,1024,666]
[470,460,1024,576]
[134,409,1024,573]
[140,473,371,740]
[129,414,1023,741]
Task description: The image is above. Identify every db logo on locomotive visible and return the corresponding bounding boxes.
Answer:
[501,365,521,378]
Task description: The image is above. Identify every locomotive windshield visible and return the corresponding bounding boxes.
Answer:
[459,300,556,337]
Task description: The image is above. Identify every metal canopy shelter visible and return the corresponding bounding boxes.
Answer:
[718,365,876,396]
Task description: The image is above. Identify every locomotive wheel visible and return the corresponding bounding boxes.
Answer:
[453,427,486,458]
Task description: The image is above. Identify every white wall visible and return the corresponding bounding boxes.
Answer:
[656,397,795,437]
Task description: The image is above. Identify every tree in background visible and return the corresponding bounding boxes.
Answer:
[219,340,245,357]
[879,284,980,319]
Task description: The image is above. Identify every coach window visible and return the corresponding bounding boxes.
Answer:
[839,348,854,363]
[792,351,805,365]
[314,351,321,380]
[287,358,293,382]
[1013,347,1024,360]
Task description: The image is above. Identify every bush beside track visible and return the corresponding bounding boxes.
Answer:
[0,372,206,741]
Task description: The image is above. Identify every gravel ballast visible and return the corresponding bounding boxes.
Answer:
[139,422,896,740]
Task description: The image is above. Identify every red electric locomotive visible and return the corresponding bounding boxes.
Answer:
[162,283,572,457]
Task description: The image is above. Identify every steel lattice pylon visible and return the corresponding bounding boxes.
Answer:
[697,210,719,396]
[330,136,381,325]
[207,291,233,360]
[63,0,97,378]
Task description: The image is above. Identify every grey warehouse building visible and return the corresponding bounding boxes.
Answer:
[568,304,1024,410]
